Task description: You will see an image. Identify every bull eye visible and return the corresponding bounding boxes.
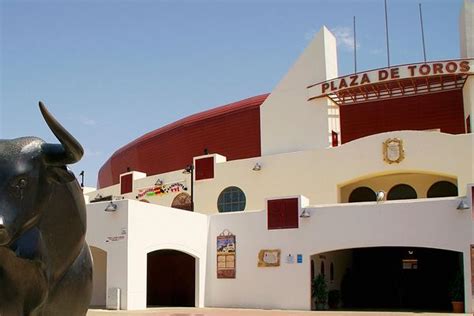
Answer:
[10,177,28,199]
[18,178,27,188]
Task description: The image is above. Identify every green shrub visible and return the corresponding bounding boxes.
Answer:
[312,274,328,308]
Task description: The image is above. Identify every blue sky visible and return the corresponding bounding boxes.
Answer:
[0,0,464,187]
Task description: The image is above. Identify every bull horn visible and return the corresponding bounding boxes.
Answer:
[39,101,84,165]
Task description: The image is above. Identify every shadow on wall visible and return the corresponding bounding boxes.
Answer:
[90,246,107,308]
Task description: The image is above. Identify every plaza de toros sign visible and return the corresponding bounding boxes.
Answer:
[308,59,473,100]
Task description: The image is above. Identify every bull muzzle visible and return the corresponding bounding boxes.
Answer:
[0,216,10,246]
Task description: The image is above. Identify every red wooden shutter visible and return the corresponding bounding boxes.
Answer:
[267,199,283,229]
[267,198,298,230]
[120,173,133,194]
[195,157,214,180]
[283,198,299,228]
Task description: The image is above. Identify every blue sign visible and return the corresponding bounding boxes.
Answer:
[297,254,303,264]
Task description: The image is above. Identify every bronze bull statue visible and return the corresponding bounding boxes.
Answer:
[0,102,92,315]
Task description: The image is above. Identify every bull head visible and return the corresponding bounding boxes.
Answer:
[0,102,83,246]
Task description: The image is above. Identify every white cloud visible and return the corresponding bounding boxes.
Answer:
[83,148,102,158]
[331,26,360,51]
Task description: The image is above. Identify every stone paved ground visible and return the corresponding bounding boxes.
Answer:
[86,308,471,316]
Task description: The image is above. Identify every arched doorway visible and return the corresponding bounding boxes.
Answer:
[310,247,463,311]
[90,246,107,308]
[171,193,192,211]
[147,249,196,307]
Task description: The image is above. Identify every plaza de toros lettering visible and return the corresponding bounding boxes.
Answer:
[308,59,473,99]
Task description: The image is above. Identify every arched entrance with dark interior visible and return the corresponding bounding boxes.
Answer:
[310,247,464,312]
[147,249,196,307]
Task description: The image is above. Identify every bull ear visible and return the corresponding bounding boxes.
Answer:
[39,102,84,165]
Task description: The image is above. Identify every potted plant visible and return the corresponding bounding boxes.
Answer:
[312,274,328,310]
[449,271,464,313]
[328,289,340,309]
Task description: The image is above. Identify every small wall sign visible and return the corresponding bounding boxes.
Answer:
[297,254,303,264]
[286,254,295,264]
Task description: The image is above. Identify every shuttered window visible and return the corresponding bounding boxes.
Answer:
[195,157,214,180]
[267,198,299,230]
[120,173,133,194]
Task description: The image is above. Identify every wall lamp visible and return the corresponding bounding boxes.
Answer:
[252,163,262,171]
[182,165,194,212]
[104,201,118,212]
[376,191,386,203]
[300,208,311,218]
[457,199,470,210]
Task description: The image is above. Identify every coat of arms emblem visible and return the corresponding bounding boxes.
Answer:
[383,138,405,164]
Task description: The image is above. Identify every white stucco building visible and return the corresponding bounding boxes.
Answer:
[85,1,474,313]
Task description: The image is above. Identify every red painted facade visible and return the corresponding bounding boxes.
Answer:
[340,90,465,144]
[98,94,268,188]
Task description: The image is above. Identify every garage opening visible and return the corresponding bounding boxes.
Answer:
[147,249,196,307]
[310,247,463,312]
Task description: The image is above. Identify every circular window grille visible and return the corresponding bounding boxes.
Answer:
[217,186,246,213]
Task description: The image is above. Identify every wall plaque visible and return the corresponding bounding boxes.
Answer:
[217,230,236,278]
[383,138,405,164]
[258,249,281,267]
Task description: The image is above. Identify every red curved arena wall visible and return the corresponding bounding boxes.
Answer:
[340,90,465,144]
[98,94,268,188]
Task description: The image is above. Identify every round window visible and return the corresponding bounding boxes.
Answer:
[217,186,246,212]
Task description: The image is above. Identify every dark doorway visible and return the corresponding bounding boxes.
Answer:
[312,247,463,312]
[147,249,196,307]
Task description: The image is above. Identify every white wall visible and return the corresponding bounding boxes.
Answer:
[260,26,338,156]
[126,200,209,309]
[196,131,474,214]
[86,132,474,216]
[86,200,209,310]
[460,0,473,59]
[86,200,130,309]
[205,197,472,311]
